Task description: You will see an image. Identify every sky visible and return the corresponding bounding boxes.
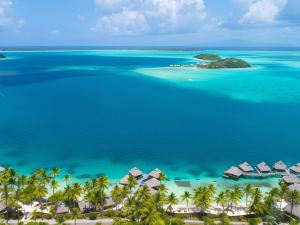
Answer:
[0,0,300,46]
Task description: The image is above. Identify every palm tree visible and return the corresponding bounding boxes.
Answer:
[50,180,60,195]
[167,192,178,213]
[248,188,266,217]
[158,172,167,185]
[207,184,217,197]
[193,187,212,217]
[111,185,122,210]
[0,183,12,222]
[128,174,138,196]
[181,191,191,216]
[71,208,80,225]
[98,175,109,191]
[215,191,228,213]
[284,189,300,215]
[34,185,48,216]
[244,184,254,210]
[279,183,289,209]
[71,183,82,208]
[141,205,165,225]
[51,167,61,181]
[228,187,243,210]
[64,174,72,186]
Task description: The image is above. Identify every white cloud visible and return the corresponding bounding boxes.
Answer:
[0,0,24,30]
[91,9,148,35]
[240,0,287,25]
[92,0,207,35]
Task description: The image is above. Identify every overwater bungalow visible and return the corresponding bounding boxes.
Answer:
[145,177,160,190]
[149,168,162,179]
[224,166,243,179]
[129,167,143,179]
[55,202,70,214]
[290,163,300,175]
[282,175,300,185]
[239,162,254,173]
[257,162,271,173]
[273,161,287,172]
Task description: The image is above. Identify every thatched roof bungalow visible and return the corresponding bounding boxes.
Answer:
[145,178,160,190]
[104,196,116,209]
[78,200,94,213]
[282,175,300,185]
[239,162,254,173]
[149,168,162,179]
[273,161,287,172]
[129,167,143,179]
[290,163,300,175]
[284,204,300,219]
[257,162,271,173]
[224,166,243,179]
[119,175,129,185]
[55,202,70,214]
[0,166,5,173]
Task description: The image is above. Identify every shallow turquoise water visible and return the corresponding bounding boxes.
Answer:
[0,50,300,190]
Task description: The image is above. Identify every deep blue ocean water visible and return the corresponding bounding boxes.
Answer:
[0,50,300,189]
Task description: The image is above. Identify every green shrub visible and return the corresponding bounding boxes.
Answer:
[95,222,102,225]
[89,212,98,220]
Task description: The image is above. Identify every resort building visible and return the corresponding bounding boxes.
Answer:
[129,167,143,179]
[0,202,6,214]
[119,175,129,186]
[145,177,160,190]
[273,161,287,172]
[55,202,70,214]
[290,163,300,175]
[149,168,162,179]
[239,162,254,173]
[256,162,271,173]
[224,166,243,179]
[282,175,300,185]
[78,200,94,213]
[284,204,300,220]
[288,183,300,192]
[0,166,5,173]
[104,196,116,209]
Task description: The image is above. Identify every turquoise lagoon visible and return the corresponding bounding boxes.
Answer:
[1,50,300,193]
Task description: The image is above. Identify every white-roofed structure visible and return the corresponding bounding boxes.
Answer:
[149,168,162,179]
[145,178,160,190]
[55,202,70,214]
[282,175,300,185]
[239,162,254,173]
[273,161,287,172]
[119,175,129,185]
[290,163,300,174]
[257,162,271,173]
[224,166,243,179]
[129,167,143,179]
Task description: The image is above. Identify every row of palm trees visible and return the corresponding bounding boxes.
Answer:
[0,166,300,225]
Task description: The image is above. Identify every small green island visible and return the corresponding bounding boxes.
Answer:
[194,54,221,60]
[194,54,251,69]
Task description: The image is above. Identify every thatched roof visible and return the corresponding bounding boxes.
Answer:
[129,167,143,178]
[104,196,116,208]
[273,161,287,171]
[257,162,271,173]
[0,166,5,173]
[0,202,6,212]
[55,202,70,214]
[289,183,300,192]
[145,178,160,189]
[239,162,254,172]
[282,175,300,185]
[119,175,129,185]
[78,200,94,213]
[224,166,243,178]
[284,204,300,219]
[149,168,162,179]
[290,163,300,174]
